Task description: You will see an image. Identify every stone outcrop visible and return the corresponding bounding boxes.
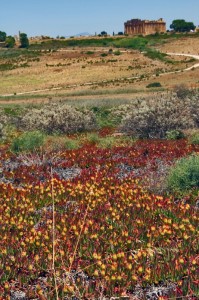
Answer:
[124,18,166,35]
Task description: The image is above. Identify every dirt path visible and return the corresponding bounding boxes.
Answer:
[1,52,199,99]
[167,52,199,71]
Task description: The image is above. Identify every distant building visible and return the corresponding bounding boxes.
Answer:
[124,18,166,35]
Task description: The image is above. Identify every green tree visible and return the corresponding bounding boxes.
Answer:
[101,31,107,36]
[19,33,29,48]
[5,36,15,48]
[0,31,6,42]
[170,19,196,32]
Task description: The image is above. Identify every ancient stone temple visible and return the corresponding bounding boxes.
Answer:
[124,18,166,35]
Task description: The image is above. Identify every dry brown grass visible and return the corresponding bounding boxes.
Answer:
[0,36,199,103]
[158,35,199,55]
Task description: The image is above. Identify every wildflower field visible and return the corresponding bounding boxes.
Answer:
[0,136,198,300]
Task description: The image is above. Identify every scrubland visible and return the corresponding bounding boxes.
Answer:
[0,33,199,300]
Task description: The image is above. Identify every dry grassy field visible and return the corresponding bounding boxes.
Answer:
[0,34,199,103]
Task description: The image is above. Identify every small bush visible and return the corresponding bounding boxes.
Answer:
[0,124,17,142]
[121,94,199,139]
[146,82,162,88]
[65,137,80,150]
[18,103,97,134]
[86,133,100,144]
[85,51,94,55]
[0,111,12,140]
[166,130,185,140]
[11,131,45,153]
[144,49,168,61]
[174,84,192,99]
[101,53,108,57]
[167,154,199,192]
[0,123,4,139]
[189,132,199,145]
[84,133,118,148]
[97,136,117,148]
[114,50,121,56]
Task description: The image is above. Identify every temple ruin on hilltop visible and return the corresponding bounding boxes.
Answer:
[124,18,166,35]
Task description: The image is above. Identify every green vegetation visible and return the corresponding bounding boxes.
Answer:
[0,49,41,60]
[64,137,80,150]
[166,130,185,140]
[19,33,29,48]
[18,104,97,134]
[85,133,132,148]
[121,93,199,139]
[113,50,121,55]
[85,132,101,144]
[100,31,107,36]
[0,31,6,42]
[11,131,45,153]
[30,36,150,50]
[30,37,117,49]
[91,106,119,128]
[170,19,196,32]
[100,52,108,57]
[146,82,162,88]
[174,84,192,99]
[0,48,41,71]
[167,154,199,192]
[144,48,169,62]
[113,37,148,50]
[97,136,118,148]
[189,132,199,145]
[24,31,198,54]
[85,51,94,55]
[0,63,15,71]
[5,36,15,48]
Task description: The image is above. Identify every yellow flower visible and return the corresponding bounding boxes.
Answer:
[4,283,9,289]
[48,254,53,261]
[93,270,99,276]
[192,259,196,265]
[112,254,117,260]
[35,255,39,262]
[111,275,116,281]
[179,258,184,264]
[126,263,132,270]
[21,251,27,257]
[132,274,138,281]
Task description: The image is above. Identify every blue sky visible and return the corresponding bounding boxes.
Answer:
[1,0,199,37]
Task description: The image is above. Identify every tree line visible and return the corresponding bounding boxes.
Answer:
[0,31,29,48]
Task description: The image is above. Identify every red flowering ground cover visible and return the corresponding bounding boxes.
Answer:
[0,139,198,299]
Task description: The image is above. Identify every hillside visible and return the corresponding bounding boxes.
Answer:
[0,34,199,104]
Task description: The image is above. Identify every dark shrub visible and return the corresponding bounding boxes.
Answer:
[166,130,185,140]
[146,82,162,88]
